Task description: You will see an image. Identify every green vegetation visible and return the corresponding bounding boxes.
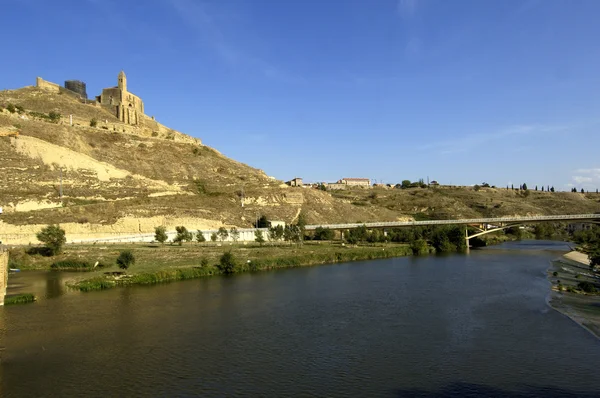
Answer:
[117,250,135,270]
[51,259,92,271]
[90,118,98,127]
[6,103,16,113]
[210,232,218,242]
[4,293,36,305]
[36,224,66,255]
[217,226,229,242]
[196,230,206,243]
[58,242,412,292]
[313,226,335,241]
[154,226,168,244]
[254,229,265,245]
[577,281,597,294]
[218,251,238,274]
[255,215,269,228]
[230,227,240,243]
[174,226,193,245]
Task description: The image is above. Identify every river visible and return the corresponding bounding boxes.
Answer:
[1,241,599,397]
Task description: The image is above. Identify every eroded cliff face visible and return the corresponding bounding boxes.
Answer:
[0,250,8,306]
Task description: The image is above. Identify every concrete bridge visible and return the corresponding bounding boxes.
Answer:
[306,214,600,242]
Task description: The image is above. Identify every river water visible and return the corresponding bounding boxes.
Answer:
[1,241,599,397]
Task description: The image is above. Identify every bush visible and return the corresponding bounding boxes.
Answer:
[36,224,66,255]
[174,226,193,245]
[314,226,335,241]
[577,281,596,293]
[410,238,429,255]
[552,271,558,277]
[255,229,265,245]
[155,226,168,244]
[211,232,218,242]
[6,103,16,113]
[218,251,237,274]
[196,230,206,243]
[200,258,209,267]
[15,104,25,114]
[90,118,98,127]
[117,250,135,270]
[48,111,61,123]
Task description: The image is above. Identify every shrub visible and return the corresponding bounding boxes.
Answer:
[577,281,596,293]
[151,131,159,137]
[36,224,66,255]
[48,111,61,123]
[410,238,429,255]
[196,230,206,243]
[154,226,168,244]
[552,271,558,277]
[6,103,16,113]
[211,232,218,242]
[255,229,265,245]
[117,250,135,270]
[174,226,193,245]
[218,251,237,274]
[15,105,25,114]
[200,257,209,267]
[314,226,335,241]
[217,227,229,242]
[90,118,98,127]
[5,293,36,305]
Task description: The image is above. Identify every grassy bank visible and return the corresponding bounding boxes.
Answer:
[3,242,413,292]
[548,252,600,338]
[4,293,36,305]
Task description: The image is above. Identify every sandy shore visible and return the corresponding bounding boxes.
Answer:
[547,251,600,339]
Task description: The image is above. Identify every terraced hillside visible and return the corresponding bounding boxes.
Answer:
[0,85,599,244]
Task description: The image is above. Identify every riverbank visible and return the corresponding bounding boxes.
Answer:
[7,242,413,292]
[547,251,600,338]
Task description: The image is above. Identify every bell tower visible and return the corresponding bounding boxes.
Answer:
[117,70,127,92]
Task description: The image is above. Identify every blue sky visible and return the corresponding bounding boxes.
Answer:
[2,0,600,190]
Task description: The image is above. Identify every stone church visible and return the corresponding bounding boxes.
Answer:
[96,71,144,125]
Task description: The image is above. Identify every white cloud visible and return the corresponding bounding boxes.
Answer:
[573,176,593,184]
[420,124,568,154]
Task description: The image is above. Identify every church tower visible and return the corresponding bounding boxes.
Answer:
[117,70,127,92]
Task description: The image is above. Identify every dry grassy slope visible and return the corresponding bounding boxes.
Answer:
[332,186,600,219]
[0,86,400,230]
[0,86,599,237]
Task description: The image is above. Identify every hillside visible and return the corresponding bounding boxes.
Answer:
[0,85,599,244]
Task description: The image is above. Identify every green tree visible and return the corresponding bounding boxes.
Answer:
[550,186,555,192]
[577,281,596,293]
[268,225,284,242]
[36,224,66,255]
[218,251,237,274]
[506,226,523,240]
[314,226,335,241]
[254,229,265,245]
[217,226,229,242]
[401,179,411,189]
[410,238,429,255]
[174,226,193,245]
[230,227,240,243]
[522,183,528,191]
[589,241,600,272]
[284,225,301,243]
[116,250,135,270]
[90,118,98,127]
[196,230,206,243]
[581,188,585,194]
[154,226,168,244]
[210,232,218,242]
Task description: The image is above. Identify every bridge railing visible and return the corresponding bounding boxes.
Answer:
[305,214,600,230]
